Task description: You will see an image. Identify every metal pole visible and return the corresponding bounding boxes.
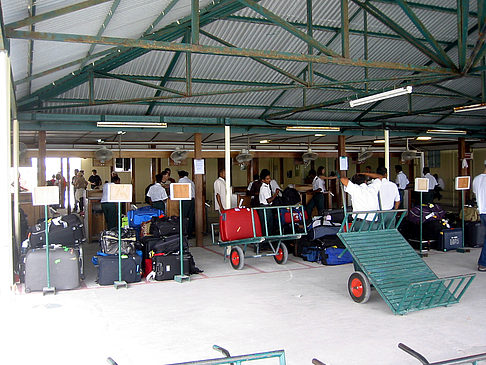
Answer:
[13,118,20,246]
[180,199,183,276]
[45,205,51,288]
[384,129,390,174]
[224,125,231,210]
[118,201,121,282]
[462,190,465,248]
[419,192,423,254]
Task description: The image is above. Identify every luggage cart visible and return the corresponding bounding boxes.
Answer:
[107,345,286,365]
[211,205,307,270]
[336,210,476,315]
[398,343,486,364]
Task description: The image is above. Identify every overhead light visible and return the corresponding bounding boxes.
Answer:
[259,139,271,144]
[97,121,167,128]
[426,129,467,135]
[453,103,486,113]
[374,139,385,144]
[416,136,432,141]
[286,126,340,132]
[314,134,325,137]
[117,131,126,135]
[97,139,104,143]
[349,86,413,107]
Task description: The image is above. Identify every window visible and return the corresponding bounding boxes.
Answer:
[115,158,132,172]
[427,150,440,168]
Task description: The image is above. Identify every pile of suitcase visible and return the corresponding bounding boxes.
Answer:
[21,213,86,293]
[92,207,202,285]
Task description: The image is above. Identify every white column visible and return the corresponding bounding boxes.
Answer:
[0,50,13,295]
[224,125,231,209]
[13,118,20,245]
[384,129,390,176]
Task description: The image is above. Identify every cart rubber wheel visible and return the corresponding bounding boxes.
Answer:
[348,272,371,303]
[274,242,288,265]
[230,246,244,270]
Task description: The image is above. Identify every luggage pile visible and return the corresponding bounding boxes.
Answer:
[298,210,353,266]
[20,213,86,293]
[462,205,484,248]
[93,208,202,284]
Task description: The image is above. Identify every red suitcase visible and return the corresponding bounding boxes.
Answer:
[219,208,262,242]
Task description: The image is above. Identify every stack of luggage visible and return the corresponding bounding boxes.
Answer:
[298,209,353,266]
[21,213,86,293]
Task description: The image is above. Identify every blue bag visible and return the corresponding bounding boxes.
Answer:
[301,246,321,262]
[92,250,143,266]
[321,247,353,265]
[127,206,163,228]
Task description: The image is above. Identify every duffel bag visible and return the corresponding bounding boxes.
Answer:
[320,247,353,265]
[128,206,163,228]
[149,216,188,237]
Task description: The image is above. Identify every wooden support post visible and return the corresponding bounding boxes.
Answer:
[458,137,470,203]
[38,130,46,186]
[67,158,71,213]
[337,135,346,207]
[131,158,136,204]
[151,144,156,182]
[194,133,204,247]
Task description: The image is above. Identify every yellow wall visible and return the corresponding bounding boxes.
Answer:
[134,158,152,203]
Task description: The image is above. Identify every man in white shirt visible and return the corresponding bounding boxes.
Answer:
[340,173,382,230]
[472,160,486,271]
[178,170,195,238]
[259,170,279,235]
[214,168,227,213]
[363,167,400,228]
[422,167,437,204]
[101,175,120,230]
[306,166,327,218]
[146,173,168,212]
[246,174,259,194]
[269,179,281,195]
[395,165,409,209]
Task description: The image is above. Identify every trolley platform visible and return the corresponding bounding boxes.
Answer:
[336,210,476,315]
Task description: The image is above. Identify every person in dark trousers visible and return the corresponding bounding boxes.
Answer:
[472,160,486,272]
[249,169,269,208]
[306,166,335,217]
[422,167,437,204]
[88,169,102,189]
[101,175,120,230]
[258,169,279,236]
[178,170,196,238]
[146,173,168,212]
[395,165,409,209]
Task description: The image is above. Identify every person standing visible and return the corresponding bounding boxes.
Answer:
[55,173,67,208]
[395,165,409,209]
[433,173,445,201]
[88,169,102,190]
[72,169,79,211]
[422,167,437,204]
[307,166,335,217]
[259,170,279,235]
[101,175,120,230]
[74,171,88,212]
[146,173,168,212]
[165,168,176,184]
[472,160,486,272]
[178,170,195,238]
[246,174,259,195]
[214,168,227,213]
[249,169,269,207]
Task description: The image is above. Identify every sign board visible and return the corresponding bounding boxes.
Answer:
[414,178,429,192]
[455,176,470,190]
[194,159,205,175]
[32,186,59,206]
[339,156,349,171]
[170,183,191,201]
[107,184,133,202]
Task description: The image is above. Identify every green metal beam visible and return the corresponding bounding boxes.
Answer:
[306,0,313,85]
[5,0,112,30]
[79,0,121,70]
[457,0,469,71]
[396,0,456,70]
[200,30,307,85]
[341,0,350,58]
[7,29,456,76]
[237,0,342,58]
[191,0,199,44]
[351,0,454,69]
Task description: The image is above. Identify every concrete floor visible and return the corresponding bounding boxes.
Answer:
[3,238,486,365]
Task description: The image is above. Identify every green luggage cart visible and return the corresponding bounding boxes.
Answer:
[336,209,476,315]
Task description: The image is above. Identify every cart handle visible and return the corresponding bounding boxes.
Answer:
[312,359,326,365]
[398,343,430,364]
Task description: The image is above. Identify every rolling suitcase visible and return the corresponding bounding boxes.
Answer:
[142,235,188,256]
[28,214,86,248]
[219,208,262,242]
[97,254,142,285]
[464,222,485,247]
[127,206,163,228]
[24,247,81,292]
[438,228,463,251]
[152,253,190,281]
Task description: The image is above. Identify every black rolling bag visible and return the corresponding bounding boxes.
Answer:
[152,253,191,281]
[29,214,85,248]
[97,254,142,285]
[464,222,485,247]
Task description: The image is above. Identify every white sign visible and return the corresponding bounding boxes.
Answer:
[170,183,192,201]
[455,176,470,190]
[339,156,348,171]
[107,184,133,202]
[414,178,429,192]
[32,186,59,206]
[194,159,205,175]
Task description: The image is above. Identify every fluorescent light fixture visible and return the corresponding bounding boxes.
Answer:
[314,134,325,137]
[453,103,486,113]
[374,139,385,144]
[259,139,271,144]
[349,86,413,107]
[97,121,167,128]
[286,126,340,132]
[426,129,467,135]
[416,136,432,141]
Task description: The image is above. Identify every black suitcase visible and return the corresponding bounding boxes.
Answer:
[29,214,86,248]
[152,253,190,281]
[149,216,189,237]
[23,246,81,292]
[142,235,188,257]
[97,255,142,285]
[464,222,485,247]
[438,228,463,251]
